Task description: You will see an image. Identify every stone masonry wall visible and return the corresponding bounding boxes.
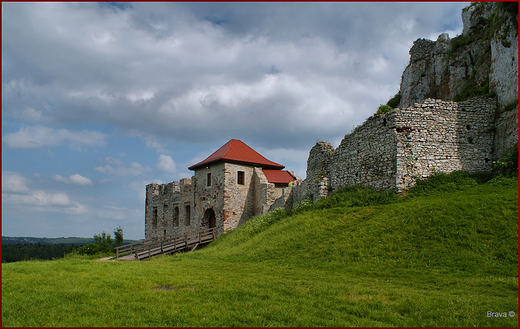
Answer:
[145,178,193,240]
[330,114,398,191]
[193,163,226,234]
[223,163,256,231]
[301,142,334,203]
[394,97,496,191]
[297,96,498,202]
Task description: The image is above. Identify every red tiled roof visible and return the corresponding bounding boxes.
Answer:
[188,139,285,171]
[262,169,295,184]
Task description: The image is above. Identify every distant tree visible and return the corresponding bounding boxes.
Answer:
[113,226,124,247]
[76,227,124,255]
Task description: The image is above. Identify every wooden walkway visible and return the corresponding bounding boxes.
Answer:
[114,227,217,261]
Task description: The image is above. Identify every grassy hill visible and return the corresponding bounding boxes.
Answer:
[1,172,518,327]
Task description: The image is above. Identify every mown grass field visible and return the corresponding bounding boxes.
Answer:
[2,173,518,327]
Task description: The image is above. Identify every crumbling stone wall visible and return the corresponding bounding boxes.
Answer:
[330,114,398,191]
[393,97,496,190]
[297,96,497,201]
[300,142,334,203]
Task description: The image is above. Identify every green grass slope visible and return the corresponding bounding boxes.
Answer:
[2,173,518,327]
[203,174,517,277]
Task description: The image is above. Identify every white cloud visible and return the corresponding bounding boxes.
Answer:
[2,171,89,213]
[2,125,108,149]
[98,205,141,220]
[157,154,177,174]
[2,171,30,193]
[144,136,168,153]
[69,174,93,186]
[53,174,93,186]
[22,107,48,123]
[95,158,151,176]
[104,157,123,166]
[52,175,69,183]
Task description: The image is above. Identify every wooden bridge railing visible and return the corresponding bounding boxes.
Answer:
[115,227,217,260]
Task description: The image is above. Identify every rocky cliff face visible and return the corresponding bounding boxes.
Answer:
[397,2,518,158]
[399,2,517,109]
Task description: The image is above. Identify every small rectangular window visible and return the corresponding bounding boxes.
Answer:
[207,173,212,187]
[173,206,179,227]
[185,205,191,226]
[237,171,245,185]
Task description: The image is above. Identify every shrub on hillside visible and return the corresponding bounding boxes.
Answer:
[314,185,398,209]
[408,170,478,196]
[376,104,393,115]
[386,91,401,109]
[493,142,518,176]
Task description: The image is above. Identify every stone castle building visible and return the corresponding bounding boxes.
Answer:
[145,139,301,240]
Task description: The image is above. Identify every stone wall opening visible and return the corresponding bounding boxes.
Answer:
[202,208,216,228]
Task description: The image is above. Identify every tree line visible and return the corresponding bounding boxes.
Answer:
[2,243,76,263]
[2,226,125,263]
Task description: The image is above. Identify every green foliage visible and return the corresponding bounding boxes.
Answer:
[386,91,401,108]
[450,34,473,55]
[408,170,479,196]
[288,197,314,216]
[493,142,519,176]
[75,227,124,256]
[502,100,518,113]
[113,226,124,247]
[1,243,76,263]
[376,104,393,115]
[314,185,398,210]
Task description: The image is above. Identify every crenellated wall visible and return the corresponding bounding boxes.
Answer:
[145,178,193,240]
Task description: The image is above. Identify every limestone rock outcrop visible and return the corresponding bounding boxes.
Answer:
[399,2,517,111]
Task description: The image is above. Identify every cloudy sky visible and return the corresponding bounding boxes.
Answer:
[2,2,469,239]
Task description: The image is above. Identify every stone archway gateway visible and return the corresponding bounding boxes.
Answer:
[203,208,216,229]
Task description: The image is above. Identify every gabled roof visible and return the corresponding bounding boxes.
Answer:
[188,139,285,171]
[262,169,295,185]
